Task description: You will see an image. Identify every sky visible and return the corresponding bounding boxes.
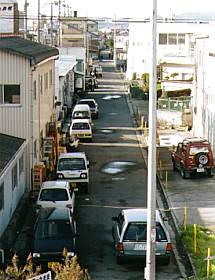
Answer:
[16,0,215,19]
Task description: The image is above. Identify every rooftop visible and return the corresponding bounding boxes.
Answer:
[0,133,25,174]
[0,36,59,66]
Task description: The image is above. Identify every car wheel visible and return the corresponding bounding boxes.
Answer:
[161,257,171,265]
[84,185,88,194]
[172,160,177,171]
[207,169,213,177]
[116,255,123,265]
[180,165,190,179]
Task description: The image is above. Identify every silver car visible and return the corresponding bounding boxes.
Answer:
[112,208,172,265]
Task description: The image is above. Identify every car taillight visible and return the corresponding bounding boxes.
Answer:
[117,242,124,253]
[166,243,173,253]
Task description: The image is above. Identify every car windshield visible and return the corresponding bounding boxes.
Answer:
[58,158,86,171]
[189,146,209,155]
[35,220,75,240]
[123,222,167,242]
[39,189,69,201]
[72,123,90,130]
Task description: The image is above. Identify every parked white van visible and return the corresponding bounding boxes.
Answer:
[56,152,89,194]
[36,180,75,213]
[70,119,92,142]
[72,104,92,123]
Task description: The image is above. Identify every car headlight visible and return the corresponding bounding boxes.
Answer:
[57,174,64,179]
[80,173,87,178]
[33,253,40,258]
[67,252,75,257]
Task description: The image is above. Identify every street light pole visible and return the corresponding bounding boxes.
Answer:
[145,0,157,279]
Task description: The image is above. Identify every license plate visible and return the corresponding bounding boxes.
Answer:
[197,168,204,172]
[134,244,146,250]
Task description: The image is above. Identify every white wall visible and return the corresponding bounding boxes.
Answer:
[193,36,215,153]
[0,142,27,238]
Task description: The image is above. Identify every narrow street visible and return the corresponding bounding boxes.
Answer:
[75,61,181,279]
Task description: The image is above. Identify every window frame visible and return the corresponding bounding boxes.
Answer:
[0,84,21,105]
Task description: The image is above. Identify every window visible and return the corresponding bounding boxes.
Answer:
[178,33,185,44]
[12,164,18,190]
[34,140,37,159]
[44,73,48,90]
[159,33,167,45]
[0,85,20,104]
[168,33,177,45]
[49,70,52,87]
[19,155,24,175]
[0,183,4,211]
[68,23,79,29]
[39,75,43,94]
[159,33,185,45]
[33,80,37,100]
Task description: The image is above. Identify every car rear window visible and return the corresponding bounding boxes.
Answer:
[39,189,69,201]
[123,222,167,242]
[79,101,95,108]
[58,158,86,171]
[73,111,90,119]
[72,122,90,130]
[189,146,209,155]
[35,220,75,240]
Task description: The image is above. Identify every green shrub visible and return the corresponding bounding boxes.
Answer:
[181,225,215,279]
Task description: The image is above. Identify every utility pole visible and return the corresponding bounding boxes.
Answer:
[58,0,61,46]
[50,1,53,46]
[145,0,157,279]
[38,0,40,42]
[113,15,117,66]
[24,0,28,39]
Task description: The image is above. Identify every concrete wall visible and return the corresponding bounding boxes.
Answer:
[157,109,192,127]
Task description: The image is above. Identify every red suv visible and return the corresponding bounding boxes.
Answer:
[171,138,214,178]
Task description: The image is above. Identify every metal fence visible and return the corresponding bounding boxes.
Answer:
[157,97,192,112]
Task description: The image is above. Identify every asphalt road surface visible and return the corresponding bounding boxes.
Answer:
[75,61,181,280]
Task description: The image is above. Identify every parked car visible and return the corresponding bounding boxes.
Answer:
[112,208,172,265]
[93,65,103,78]
[85,76,98,92]
[32,207,78,265]
[77,98,99,119]
[56,152,89,194]
[70,119,92,142]
[60,121,79,151]
[72,104,92,124]
[171,137,214,178]
[36,180,76,213]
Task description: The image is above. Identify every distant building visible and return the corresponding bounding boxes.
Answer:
[0,0,19,35]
